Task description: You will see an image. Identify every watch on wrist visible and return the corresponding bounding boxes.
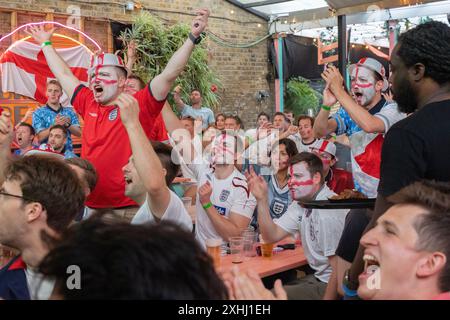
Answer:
[64,122,71,129]
[189,32,202,45]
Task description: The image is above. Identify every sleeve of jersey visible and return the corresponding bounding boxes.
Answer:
[32,110,46,134]
[230,186,256,218]
[378,127,427,197]
[70,85,91,119]
[331,107,348,136]
[135,84,166,118]
[160,191,193,232]
[274,204,300,236]
[374,103,406,133]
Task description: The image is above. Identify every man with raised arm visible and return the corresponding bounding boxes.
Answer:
[115,93,192,229]
[26,10,209,214]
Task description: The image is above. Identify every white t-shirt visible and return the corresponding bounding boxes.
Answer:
[131,190,193,232]
[189,157,257,248]
[25,267,55,300]
[294,137,326,153]
[274,185,348,283]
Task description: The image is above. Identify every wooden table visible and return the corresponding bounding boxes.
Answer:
[218,243,308,278]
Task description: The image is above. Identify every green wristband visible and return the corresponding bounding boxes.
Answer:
[202,202,213,209]
[321,105,331,111]
[41,41,52,48]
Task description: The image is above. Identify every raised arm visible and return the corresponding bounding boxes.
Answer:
[125,40,137,75]
[150,9,209,101]
[27,24,81,100]
[322,65,386,133]
[246,167,289,243]
[116,93,170,219]
[172,85,187,112]
[198,181,252,240]
[0,110,13,185]
[314,86,338,138]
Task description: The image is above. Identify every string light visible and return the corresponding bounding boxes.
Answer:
[257,23,261,28]
[230,10,234,14]
[351,44,355,48]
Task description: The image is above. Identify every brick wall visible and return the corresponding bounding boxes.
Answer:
[0,0,275,128]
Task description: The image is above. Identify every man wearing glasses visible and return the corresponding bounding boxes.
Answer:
[0,110,85,300]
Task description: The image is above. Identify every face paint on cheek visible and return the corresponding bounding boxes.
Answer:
[288,165,315,200]
[211,134,235,164]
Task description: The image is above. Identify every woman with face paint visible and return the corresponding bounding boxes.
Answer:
[246,152,349,300]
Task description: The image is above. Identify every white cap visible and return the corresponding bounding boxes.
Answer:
[89,53,127,75]
[312,140,337,160]
[348,57,389,91]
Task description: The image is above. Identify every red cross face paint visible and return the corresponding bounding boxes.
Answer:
[312,149,333,174]
[89,65,120,105]
[288,162,315,201]
[211,132,236,165]
[350,65,377,107]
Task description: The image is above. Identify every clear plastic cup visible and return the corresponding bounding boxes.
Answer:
[229,236,244,264]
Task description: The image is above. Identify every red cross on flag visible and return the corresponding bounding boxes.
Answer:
[0,36,92,106]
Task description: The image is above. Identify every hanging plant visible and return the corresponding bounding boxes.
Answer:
[119,11,222,109]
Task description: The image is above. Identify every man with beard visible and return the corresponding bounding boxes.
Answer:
[246,152,348,299]
[14,123,36,156]
[343,21,450,298]
[173,86,215,130]
[315,58,405,198]
[39,125,77,159]
[26,10,209,214]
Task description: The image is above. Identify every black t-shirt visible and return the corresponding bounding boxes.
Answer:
[378,99,450,197]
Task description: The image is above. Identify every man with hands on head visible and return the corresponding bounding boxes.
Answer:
[114,93,192,230]
[25,9,210,212]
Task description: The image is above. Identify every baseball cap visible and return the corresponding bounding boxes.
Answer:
[312,140,337,161]
[348,57,389,91]
[89,53,128,76]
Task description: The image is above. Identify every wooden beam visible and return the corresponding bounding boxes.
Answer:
[107,22,113,53]
[321,42,338,52]
[11,11,18,42]
[45,12,54,21]
[78,17,85,44]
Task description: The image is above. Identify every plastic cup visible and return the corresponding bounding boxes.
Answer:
[229,236,244,264]
[260,242,274,258]
[181,197,192,207]
[242,230,257,258]
[259,234,274,258]
[205,238,222,267]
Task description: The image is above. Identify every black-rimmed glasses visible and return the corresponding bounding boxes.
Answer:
[0,191,34,202]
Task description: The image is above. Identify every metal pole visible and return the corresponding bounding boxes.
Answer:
[277,36,284,112]
[338,15,347,85]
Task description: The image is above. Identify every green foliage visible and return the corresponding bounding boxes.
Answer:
[119,11,221,109]
[285,77,321,116]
